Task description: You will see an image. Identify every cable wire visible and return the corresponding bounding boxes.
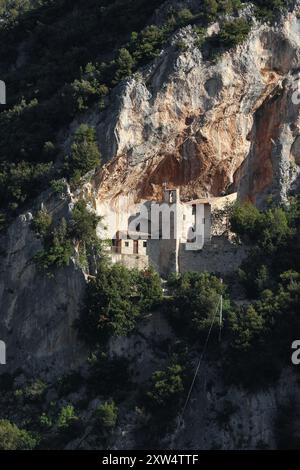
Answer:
[180,295,222,420]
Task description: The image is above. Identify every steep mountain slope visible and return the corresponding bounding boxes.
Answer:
[1,0,300,451]
[94,5,300,206]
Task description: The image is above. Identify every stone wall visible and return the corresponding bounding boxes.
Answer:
[179,236,247,275]
[110,253,149,270]
[147,239,178,277]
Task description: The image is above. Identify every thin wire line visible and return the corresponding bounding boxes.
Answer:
[180,296,221,420]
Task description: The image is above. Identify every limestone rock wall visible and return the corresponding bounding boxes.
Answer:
[91,4,300,208]
[0,192,87,378]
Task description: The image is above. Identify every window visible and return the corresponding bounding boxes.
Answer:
[192,205,196,215]
[183,214,186,221]
[125,241,129,247]
[143,241,147,248]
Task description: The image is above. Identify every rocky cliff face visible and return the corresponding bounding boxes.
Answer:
[0,190,87,378]
[101,314,300,451]
[1,1,300,451]
[2,0,300,381]
[91,4,300,207]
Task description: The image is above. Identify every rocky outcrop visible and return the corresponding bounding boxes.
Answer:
[91,5,300,208]
[236,73,300,206]
[0,191,87,378]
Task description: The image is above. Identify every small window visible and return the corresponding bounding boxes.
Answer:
[143,241,147,248]
[183,214,186,221]
[192,205,196,215]
[125,241,129,247]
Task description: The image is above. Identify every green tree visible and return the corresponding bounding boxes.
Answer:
[34,218,73,272]
[96,401,118,431]
[70,200,100,245]
[133,267,163,311]
[114,48,134,83]
[0,420,36,450]
[167,272,227,341]
[176,8,194,27]
[228,305,266,351]
[145,362,185,421]
[78,265,162,345]
[57,405,78,430]
[132,25,167,65]
[31,208,52,238]
[66,124,101,181]
[203,0,219,21]
[218,19,252,48]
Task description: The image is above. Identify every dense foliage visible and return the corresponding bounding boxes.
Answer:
[223,200,300,387]
[0,0,298,448]
[34,200,101,274]
[167,272,228,341]
[64,124,101,186]
[78,265,162,345]
[145,362,185,417]
[0,0,293,229]
[96,401,118,431]
[0,0,167,225]
[0,419,37,450]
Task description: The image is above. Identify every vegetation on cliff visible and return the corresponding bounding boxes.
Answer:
[0,0,299,451]
[0,0,293,230]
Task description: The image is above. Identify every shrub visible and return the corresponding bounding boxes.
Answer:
[167,272,228,342]
[39,413,53,430]
[254,0,287,22]
[57,405,78,430]
[50,178,67,195]
[228,304,266,351]
[34,199,102,273]
[34,218,73,272]
[225,273,300,388]
[69,200,100,245]
[31,209,52,238]
[203,0,219,21]
[230,201,299,295]
[145,362,186,424]
[0,160,52,214]
[217,19,252,49]
[96,401,118,431]
[0,420,37,450]
[176,8,195,27]
[24,379,47,403]
[132,267,163,311]
[230,202,263,243]
[78,265,162,345]
[65,124,101,181]
[114,48,134,83]
[132,25,167,65]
